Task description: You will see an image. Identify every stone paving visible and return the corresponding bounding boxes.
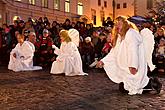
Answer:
[0,66,165,110]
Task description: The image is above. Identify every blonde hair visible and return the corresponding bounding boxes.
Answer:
[59,30,71,43]
[112,16,139,47]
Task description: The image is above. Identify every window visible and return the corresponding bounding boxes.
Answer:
[54,0,60,10]
[91,9,96,25]
[117,3,120,9]
[15,0,21,1]
[42,0,48,8]
[98,0,101,6]
[147,0,153,9]
[65,0,70,12]
[100,11,105,22]
[104,1,107,8]
[29,0,35,5]
[123,3,127,8]
[78,2,83,15]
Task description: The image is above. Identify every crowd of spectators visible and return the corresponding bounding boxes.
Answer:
[0,16,164,73]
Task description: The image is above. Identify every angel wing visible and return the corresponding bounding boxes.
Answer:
[68,29,80,47]
[140,28,155,71]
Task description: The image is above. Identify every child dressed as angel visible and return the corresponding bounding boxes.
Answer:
[8,34,42,72]
[50,29,87,76]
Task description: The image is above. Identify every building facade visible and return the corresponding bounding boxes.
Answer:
[0,0,89,26]
[115,0,135,18]
[0,0,156,27]
[83,0,113,26]
[134,0,157,17]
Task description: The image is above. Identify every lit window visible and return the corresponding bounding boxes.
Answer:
[29,0,35,5]
[65,0,70,12]
[147,0,153,9]
[98,0,101,6]
[117,3,120,9]
[54,0,60,10]
[91,9,96,25]
[42,0,48,8]
[78,2,83,15]
[123,3,127,8]
[100,11,105,22]
[104,1,107,8]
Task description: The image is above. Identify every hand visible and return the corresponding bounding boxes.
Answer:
[13,53,16,58]
[52,45,57,49]
[96,61,104,68]
[129,67,137,75]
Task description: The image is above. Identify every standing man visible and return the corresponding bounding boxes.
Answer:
[97,16,162,95]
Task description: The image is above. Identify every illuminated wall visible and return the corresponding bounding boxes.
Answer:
[83,0,113,27]
[115,0,135,18]
[0,0,88,26]
[135,0,156,17]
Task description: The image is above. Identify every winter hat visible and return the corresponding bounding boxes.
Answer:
[85,37,91,42]
[43,29,49,33]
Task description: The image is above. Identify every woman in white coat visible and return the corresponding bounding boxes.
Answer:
[8,34,42,72]
[50,30,87,76]
[96,16,162,95]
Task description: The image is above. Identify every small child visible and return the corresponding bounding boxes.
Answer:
[156,38,165,58]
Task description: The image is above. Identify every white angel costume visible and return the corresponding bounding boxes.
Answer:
[101,28,150,95]
[140,28,155,71]
[8,41,42,72]
[50,29,87,76]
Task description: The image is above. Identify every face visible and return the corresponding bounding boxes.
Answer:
[29,34,36,43]
[59,32,65,42]
[157,29,164,36]
[43,32,49,37]
[15,31,19,37]
[85,40,90,43]
[17,35,24,43]
[106,37,111,42]
[66,21,70,25]
[86,25,91,29]
[60,35,65,42]
[116,20,123,33]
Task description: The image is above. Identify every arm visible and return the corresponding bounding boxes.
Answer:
[126,30,140,75]
[52,44,60,55]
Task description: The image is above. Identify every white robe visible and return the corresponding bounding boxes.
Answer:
[51,42,87,76]
[8,41,42,72]
[101,28,149,95]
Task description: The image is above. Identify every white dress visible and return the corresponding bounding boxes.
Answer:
[50,42,87,76]
[8,41,42,72]
[101,28,149,95]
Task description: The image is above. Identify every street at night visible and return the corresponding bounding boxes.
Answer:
[0,0,165,109]
[0,66,165,110]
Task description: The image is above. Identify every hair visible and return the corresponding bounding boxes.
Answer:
[17,34,24,39]
[29,32,36,37]
[59,30,71,43]
[112,16,139,47]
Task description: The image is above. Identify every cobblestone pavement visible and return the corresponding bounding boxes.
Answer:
[0,66,165,110]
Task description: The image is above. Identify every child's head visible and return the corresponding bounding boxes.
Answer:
[59,30,71,43]
[157,28,164,37]
[17,34,25,43]
[159,38,165,46]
